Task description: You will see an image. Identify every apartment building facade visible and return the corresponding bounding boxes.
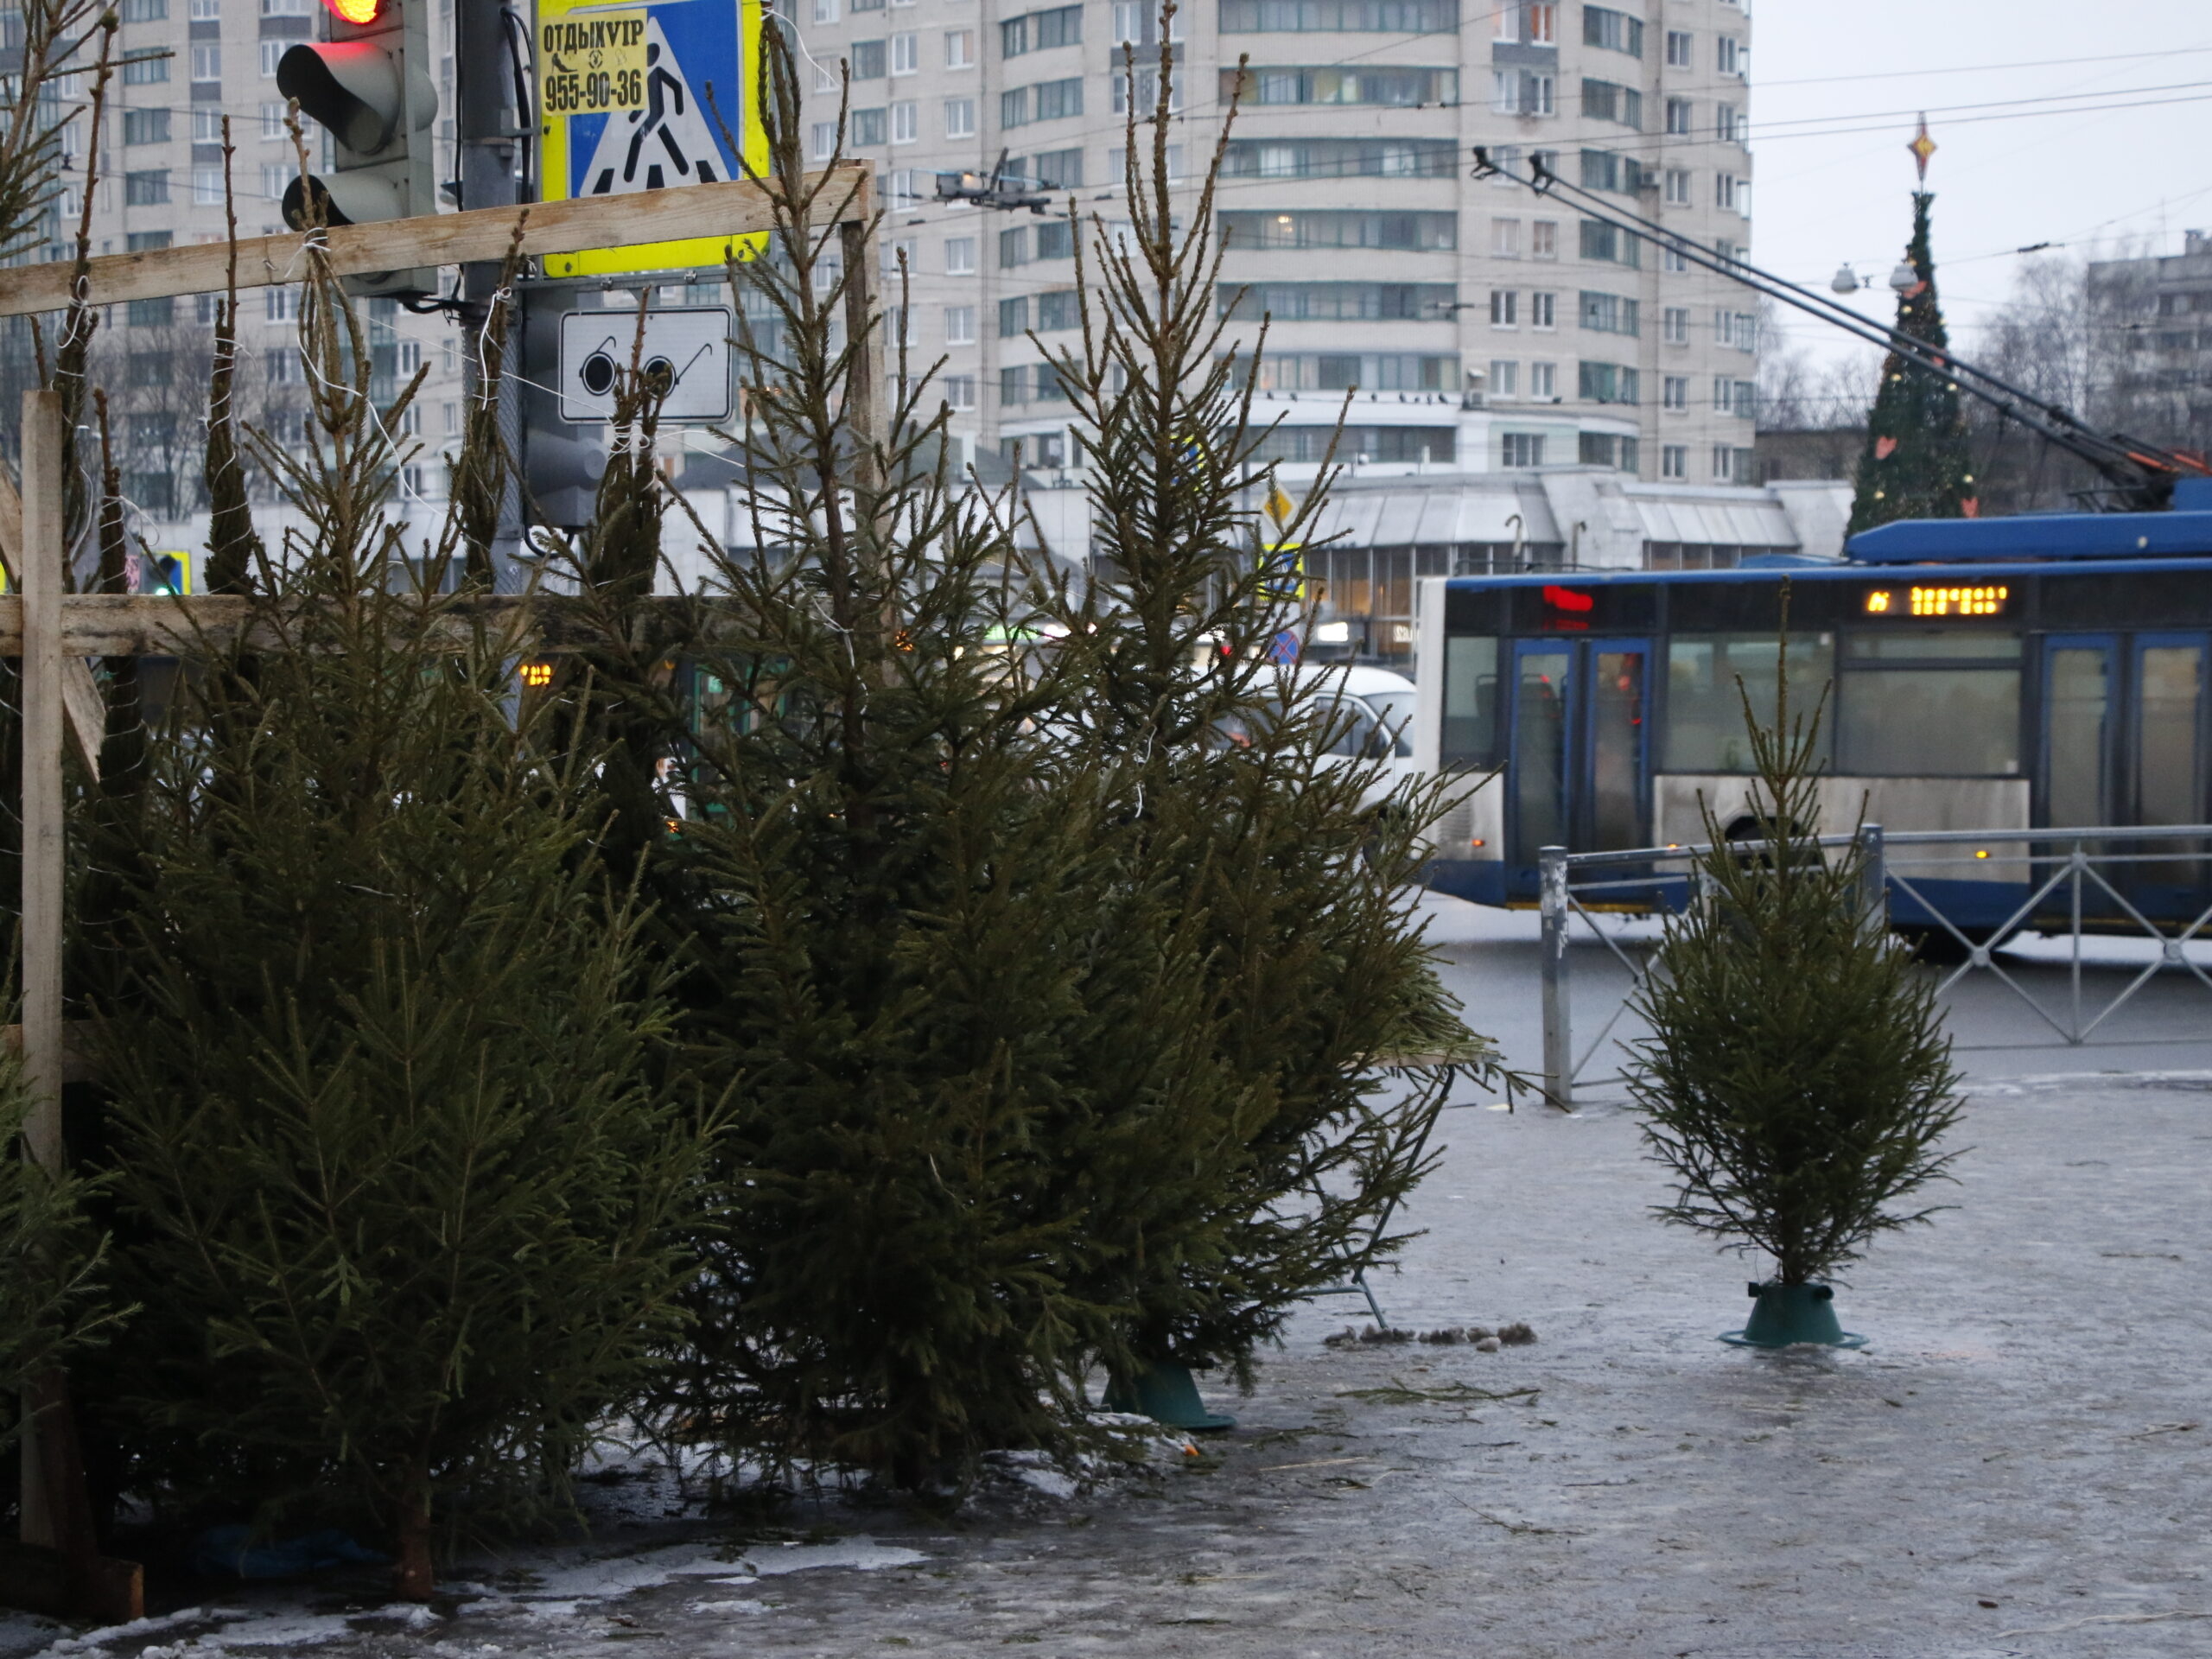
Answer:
[32,0,467,537]
[793,0,1758,485]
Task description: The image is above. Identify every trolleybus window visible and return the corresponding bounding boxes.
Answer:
[1837,628,2022,778]
[1662,633,1833,772]
[1441,635,1502,767]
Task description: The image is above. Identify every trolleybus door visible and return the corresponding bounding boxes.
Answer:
[1507,638,1651,870]
[2042,635,2118,834]
[2130,633,2207,894]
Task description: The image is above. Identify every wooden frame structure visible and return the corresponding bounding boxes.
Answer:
[2,162,880,1624]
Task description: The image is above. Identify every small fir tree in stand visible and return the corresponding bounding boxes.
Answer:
[1629,607,1964,1313]
[1847,186,1976,534]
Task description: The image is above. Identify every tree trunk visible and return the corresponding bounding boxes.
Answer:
[392,1481,434,1601]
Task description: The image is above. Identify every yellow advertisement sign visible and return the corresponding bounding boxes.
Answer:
[539,10,649,116]
[537,0,767,278]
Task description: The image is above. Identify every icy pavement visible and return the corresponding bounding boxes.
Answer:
[6,1066,2209,1657]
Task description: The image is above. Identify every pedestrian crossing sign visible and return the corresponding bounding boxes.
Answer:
[537,0,767,277]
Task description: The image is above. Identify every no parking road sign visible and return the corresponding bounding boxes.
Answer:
[537,0,766,277]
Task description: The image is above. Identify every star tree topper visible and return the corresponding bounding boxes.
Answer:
[1909,115,1937,182]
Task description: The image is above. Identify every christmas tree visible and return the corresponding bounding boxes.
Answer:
[1034,35,1476,1389]
[1630,601,1963,1291]
[86,249,706,1598]
[1848,128,1977,533]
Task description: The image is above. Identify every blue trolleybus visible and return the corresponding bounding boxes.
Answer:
[1412,490,2212,930]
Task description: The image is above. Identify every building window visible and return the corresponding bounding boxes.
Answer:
[1717,174,1749,215]
[1001,4,1082,57]
[1501,432,1546,469]
[1662,443,1688,479]
[891,31,918,73]
[944,236,976,275]
[1712,443,1735,480]
[262,162,291,200]
[1037,289,1080,331]
[891,101,918,143]
[1662,375,1688,410]
[1491,217,1520,258]
[851,39,887,79]
[127,296,173,327]
[260,40,283,76]
[1018,77,1082,121]
[1531,219,1557,260]
[124,108,171,145]
[1663,168,1690,206]
[1489,289,1517,328]
[1035,219,1073,259]
[1582,6,1642,57]
[849,107,887,146]
[121,0,167,18]
[122,50,168,84]
[1000,226,1029,267]
[1664,98,1692,137]
[193,108,225,143]
[809,122,837,160]
[1529,360,1555,399]
[1579,219,1639,268]
[1116,66,1182,114]
[1665,29,1692,67]
[1716,104,1743,143]
[124,168,170,205]
[1581,79,1642,130]
[1027,148,1083,188]
[943,375,976,410]
[1715,308,1756,349]
[1662,240,1688,274]
[944,96,976,137]
[1223,0,1456,27]
[1578,361,1638,404]
[1578,291,1638,336]
[1491,69,1553,117]
[813,0,839,22]
[1220,209,1454,251]
[259,101,286,140]
[945,28,974,67]
[944,304,976,344]
[192,43,222,80]
[886,168,920,209]
[1529,291,1555,330]
[1002,86,1029,126]
[193,166,224,205]
[266,285,295,322]
[1488,359,1518,398]
[1718,35,1743,74]
[1496,2,1556,45]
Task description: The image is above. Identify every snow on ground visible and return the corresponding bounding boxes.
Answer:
[8,902,2210,1656]
[9,1063,2209,1658]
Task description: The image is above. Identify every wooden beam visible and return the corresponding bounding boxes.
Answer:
[0,163,874,318]
[0,593,730,657]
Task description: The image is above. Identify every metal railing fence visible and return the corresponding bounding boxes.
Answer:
[1538,822,2212,1108]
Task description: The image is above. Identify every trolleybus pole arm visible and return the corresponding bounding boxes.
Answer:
[1473,148,2206,508]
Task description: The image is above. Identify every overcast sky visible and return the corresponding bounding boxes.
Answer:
[1752,0,2212,366]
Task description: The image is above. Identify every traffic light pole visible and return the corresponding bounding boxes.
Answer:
[455,0,529,588]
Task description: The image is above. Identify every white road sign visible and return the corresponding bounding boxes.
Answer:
[556,306,733,422]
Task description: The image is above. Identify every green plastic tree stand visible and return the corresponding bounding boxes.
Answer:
[1103,1362,1236,1431]
[1720,1281,1868,1349]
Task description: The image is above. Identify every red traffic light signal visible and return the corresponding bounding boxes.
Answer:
[321,0,385,23]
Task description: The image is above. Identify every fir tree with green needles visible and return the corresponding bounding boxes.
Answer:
[83,245,707,1599]
[1847,190,1976,534]
[1629,600,1964,1289]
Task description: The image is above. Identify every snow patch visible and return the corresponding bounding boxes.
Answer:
[684,1599,770,1616]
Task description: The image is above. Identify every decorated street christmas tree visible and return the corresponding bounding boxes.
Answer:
[1847,121,1977,534]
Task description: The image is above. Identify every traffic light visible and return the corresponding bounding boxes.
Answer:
[278,0,438,296]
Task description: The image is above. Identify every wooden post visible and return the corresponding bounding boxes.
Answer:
[8,392,141,1626]
[18,391,65,1551]
[839,217,882,471]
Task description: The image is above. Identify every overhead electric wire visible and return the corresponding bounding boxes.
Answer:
[1480,148,2209,501]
